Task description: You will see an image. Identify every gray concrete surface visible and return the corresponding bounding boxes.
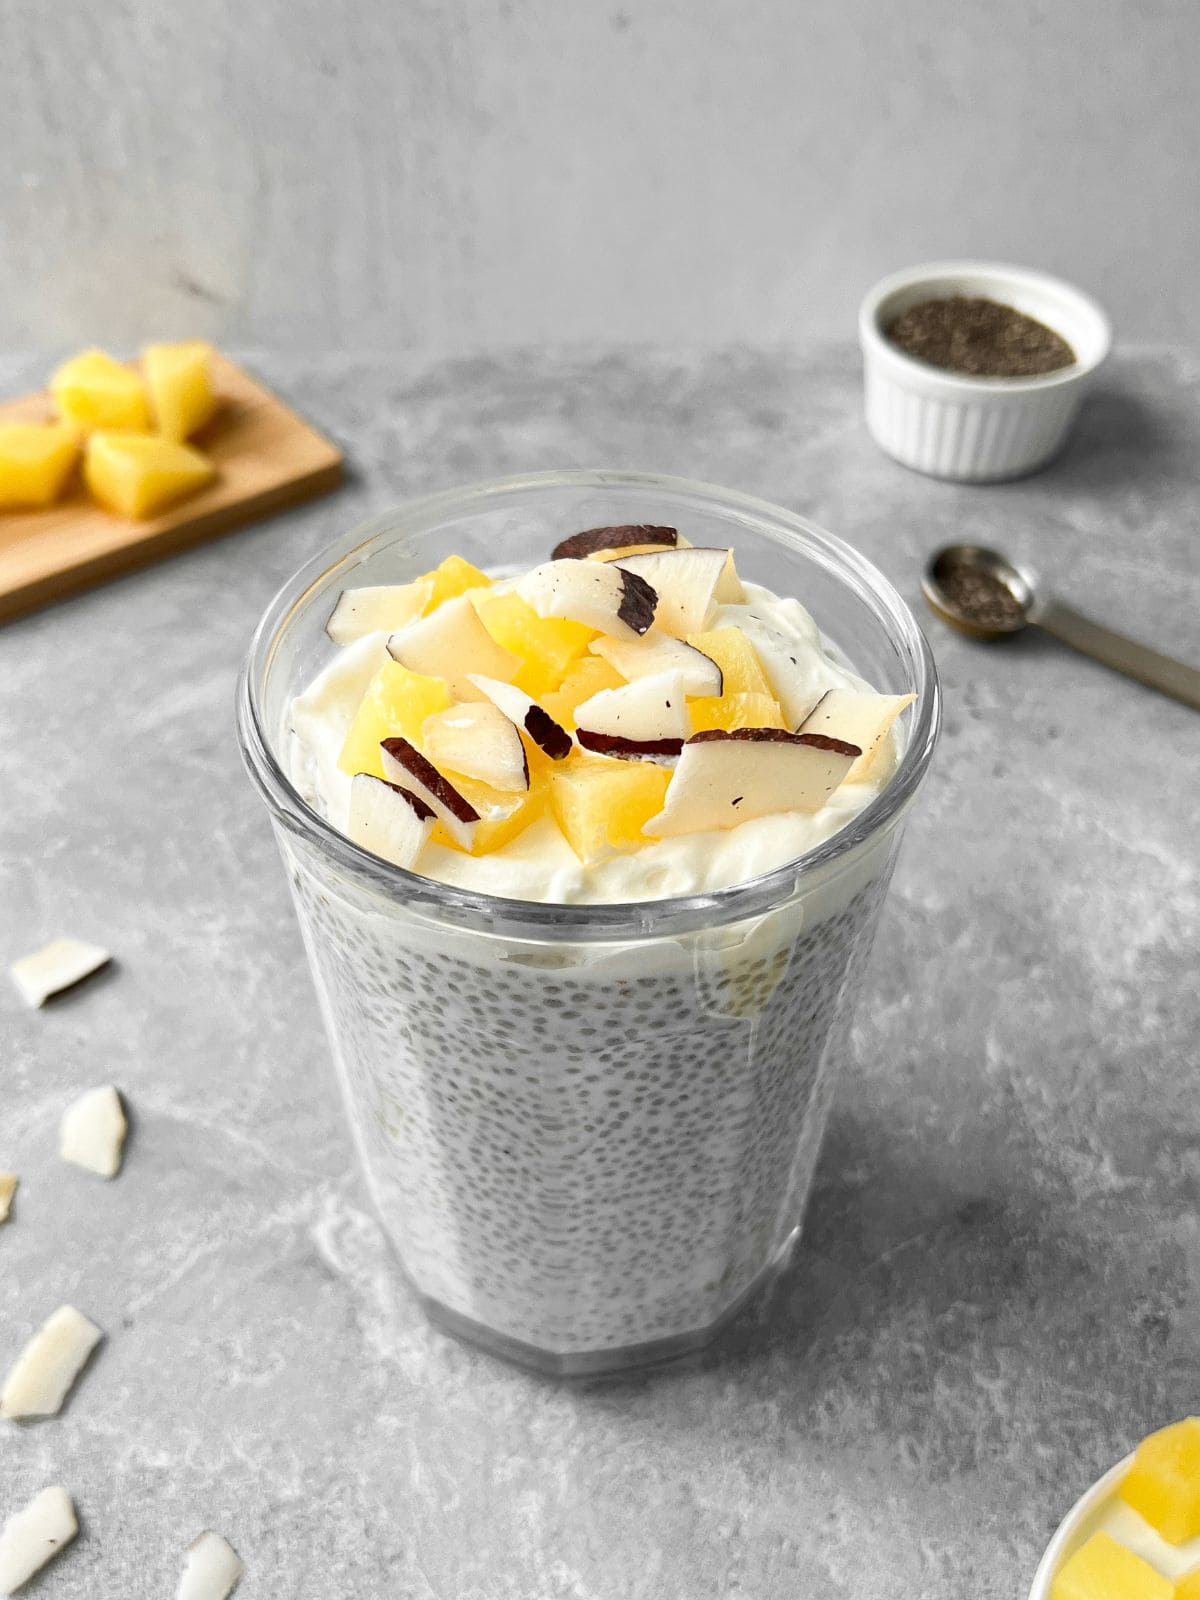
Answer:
[1,345,1198,1598]
[3,1,1199,353]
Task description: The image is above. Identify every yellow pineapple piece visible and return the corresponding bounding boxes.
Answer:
[550,754,671,864]
[687,626,774,699]
[1175,1567,1200,1599]
[432,766,550,856]
[0,423,79,508]
[51,349,149,432]
[1119,1417,1200,1543]
[477,591,594,698]
[142,340,217,440]
[687,625,772,697]
[688,691,787,734]
[84,431,214,519]
[421,554,492,612]
[337,661,452,780]
[540,655,625,730]
[1050,1532,1171,1600]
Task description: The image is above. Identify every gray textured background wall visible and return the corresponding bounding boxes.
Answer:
[4,0,1197,354]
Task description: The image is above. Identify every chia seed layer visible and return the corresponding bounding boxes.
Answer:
[282,829,896,1367]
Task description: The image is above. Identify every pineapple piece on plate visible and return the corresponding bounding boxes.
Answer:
[477,591,594,699]
[549,754,671,864]
[0,423,79,508]
[84,431,214,519]
[1119,1416,1200,1544]
[337,661,452,780]
[51,349,149,432]
[1049,1531,1171,1600]
[142,340,217,440]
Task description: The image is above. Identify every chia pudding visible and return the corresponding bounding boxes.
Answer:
[239,475,938,1375]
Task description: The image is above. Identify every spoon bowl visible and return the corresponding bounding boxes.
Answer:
[922,542,1200,710]
[921,544,1036,639]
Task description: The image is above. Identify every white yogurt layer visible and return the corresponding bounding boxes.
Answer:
[287,581,902,904]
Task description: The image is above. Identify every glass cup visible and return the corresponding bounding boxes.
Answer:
[237,470,940,1376]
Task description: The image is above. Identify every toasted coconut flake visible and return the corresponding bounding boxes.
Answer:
[799,688,917,780]
[9,939,110,1008]
[0,1305,103,1421]
[551,524,677,561]
[386,594,519,699]
[645,728,861,836]
[177,1530,244,1600]
[0,1176,15,1224]
[589,632,723,697]
[0,1486,77,1594]
[380,737,481,849]
[347,775,436,869]
[60,1086,127,1179]
[615,548,729,637]
[517,560,657,640]
[466,675,573,760]
[325,579,432,645]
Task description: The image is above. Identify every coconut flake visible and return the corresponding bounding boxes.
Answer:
[799,689,916,780]
[9,939,110,1008]
[0,1305,103,1421]
[325,579,432,645]
[60,1086,127,1179]
[177,1530,244,1600]
[0,1486,77,1595]
[0,1176,15,1224]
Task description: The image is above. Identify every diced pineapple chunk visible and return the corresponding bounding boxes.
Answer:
[0,423,79,508]
[541,655,625,730]
[687,626,773,699]
[1119,1417,1200,1543]
[83,431,214,519]
[688,691,787,734]
[432,766,550,856]
[421,554,492,612]
[337,661,452,779]
[477,591,594,698]
[142,340,217,440]
[51,349,149,432]
[1175,1567,1200,1599]
[1050,1532,1171,1600]
[550,754,671,864]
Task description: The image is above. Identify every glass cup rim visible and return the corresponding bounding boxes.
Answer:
[236,468,941,941]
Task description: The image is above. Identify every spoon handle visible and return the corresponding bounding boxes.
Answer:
[1034,598,1200,711]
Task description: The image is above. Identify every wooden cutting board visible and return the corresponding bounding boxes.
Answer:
[0,352,343,624]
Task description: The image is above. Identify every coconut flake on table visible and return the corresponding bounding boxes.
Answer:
[0,1176,15,1224]
[0,1486,77,1595]
[176,1531,244,1600]
[9,938,111,1008]
[60,1086,128,1178]
[0,1305,103,1421]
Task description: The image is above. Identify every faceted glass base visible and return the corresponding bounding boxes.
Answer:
[416,1226,802,1379]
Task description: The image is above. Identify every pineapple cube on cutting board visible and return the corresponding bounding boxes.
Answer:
[143,340,218,441]
[50,349,150,432]
[84,432,215,521]
[0,423,80,508]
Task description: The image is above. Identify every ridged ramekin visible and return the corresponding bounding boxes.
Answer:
[858,261,1112,482]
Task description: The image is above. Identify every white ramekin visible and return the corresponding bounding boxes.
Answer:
[858,260,1112,482]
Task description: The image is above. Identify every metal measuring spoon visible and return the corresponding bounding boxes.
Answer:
[922,544,1200,711]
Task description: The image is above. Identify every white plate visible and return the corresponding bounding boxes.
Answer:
[1029,1452,1200,1598]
